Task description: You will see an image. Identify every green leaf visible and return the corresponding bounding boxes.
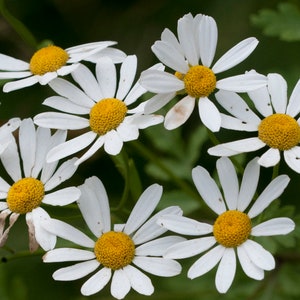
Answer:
[251,2,300,41]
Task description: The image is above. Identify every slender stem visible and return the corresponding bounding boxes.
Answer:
[271,161,280,179]
[0,0,38,48]
[1,249,44,263]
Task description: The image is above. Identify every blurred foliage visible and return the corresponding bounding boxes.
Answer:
[0,0,300,300]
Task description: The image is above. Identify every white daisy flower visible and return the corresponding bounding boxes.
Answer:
[34,55,164,165]
[0,118,21,155]
[158,157,295,293]
[42,176,184,299]
[139,13,267,131]
[0,118,81,251]
[208,73,300,173]
[0,41,126,92]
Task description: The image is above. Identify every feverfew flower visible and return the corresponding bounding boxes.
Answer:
[208,73,300,173]
[158,157,295,293]
[0,41,126,92]
[34,55,163,165]
[0,118,21,154]
[0,118,80,251]
[42,176,184,299]
[140,13,266,131]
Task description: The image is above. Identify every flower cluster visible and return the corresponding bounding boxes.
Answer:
[0,12,297,299]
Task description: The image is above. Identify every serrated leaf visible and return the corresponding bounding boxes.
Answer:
[251,3,300,41]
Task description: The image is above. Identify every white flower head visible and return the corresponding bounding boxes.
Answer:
[42,176,184,299]
[140,13,266,131]
[0,118,81,252]
[0,118,21,155]
[209,72,300,173]
[0,41,126,92]
[34,55,164,165]
[158,157,295,293]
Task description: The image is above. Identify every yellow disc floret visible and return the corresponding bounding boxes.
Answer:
[213,210,251,248]
[94,231,135,270]
[183,65,216,98]
[29,45,69,75]
[258,113,300,150]
[89,98,128,135]
[7,178,45,214]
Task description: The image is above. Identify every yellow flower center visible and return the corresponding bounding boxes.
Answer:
[213,210,251,248]
[94,231,135,270]
[258,113,300,150]
[29,45,69,75]
[7,178,45,214]
[89,98,128,135]
[183,65,216,98]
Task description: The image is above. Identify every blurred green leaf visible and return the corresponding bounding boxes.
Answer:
[251,2,300,41]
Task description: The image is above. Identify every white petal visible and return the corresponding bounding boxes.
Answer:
[248,174,290,218]
[237,245,264,280]
[54,260,100,281]
[103,130,123,155]
[213,38,258,73]
[284,147,300,173]
[237,157,260,212]
[96,57,116,98]
[116,55,137,100]
[216,157,239,210]
[41,218,95,248]
[0,177,10,193]
[124,184,162,235]
[252,217,295,236]
[267,73,287,113]
[217,73,267,92]
[164,236,216,259]
[199,15,217,67]
[287,79,300,116]
[117,122,139,141]
[46,131,97,163]
[38,72,57,85]
[3,76,39,92]
[215,90,261,125]
[208,137,265,156]
[77,176,111,237]
[215,248,236,293]
[123,265,154,296]
[192,165,226,214]
[188,245,225,279]
[198,97,221,132]
[164,95,195,130]
[19,119,36,177]
[140,70,184,94]
[158,214,212,236]
[34,112,89,130]
[258,148,280,167]
[129,114,163,130]
[135,236,186,256]
[43,187,80,206]
[243,239,275,271]
[133,257,181,276]
[43,248,95,262]
[143,92,175,114]
[0,54,29,70]
[111,269,131,299]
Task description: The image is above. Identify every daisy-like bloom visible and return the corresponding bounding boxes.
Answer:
[208,73,300,172]
[34,55,164,165]
[0,118,81,251]
[42,176,184,299]
[158,157,295,293]
[0,118,21,155]
[0,41,126,92]
[139,13,267,131]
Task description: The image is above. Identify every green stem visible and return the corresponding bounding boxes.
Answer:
[1,249,44,263]
[0,0,38,49]
[271,161,280,179]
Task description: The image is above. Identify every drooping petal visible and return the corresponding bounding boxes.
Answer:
[192,165,226,214]
[164,95,195,130]
[252,217,295,236]
[111,269,131,299]
[103,130,123,155]
[284,147,300,173]
[198,97,221,132]
[215,248,236,293]
[3,76,39,92]
[248,174,290,218]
